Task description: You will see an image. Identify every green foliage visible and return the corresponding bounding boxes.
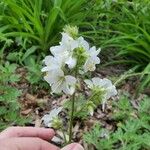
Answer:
[63,94,92,120]
[0,62,27,130]
[0,62,20,83]
[112,96,133,121]
[84,96,150,150]
[0,0,93,55]
[6,51,23,63]
[84,124,114,150]
[63,91,104,120]
[94,0,150,93]
[25,56,42,85]
[24,56,49,89]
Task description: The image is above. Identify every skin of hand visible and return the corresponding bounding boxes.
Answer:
[0,127,84,150]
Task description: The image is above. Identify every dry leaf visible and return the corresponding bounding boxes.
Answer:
[21,109,32,115]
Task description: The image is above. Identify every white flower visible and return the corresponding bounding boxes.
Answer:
[41,56,62,72]
[50,33,77,69]
[42,28,102,97]
[60,33,89,51]
[60,32,77,50]
[44,69,76,95]
[83,46,101,72]
[42,107,63,127]
[73,36,90,51]
[65,57,77,69]
[51,33,75,55]
[84,77,117,110]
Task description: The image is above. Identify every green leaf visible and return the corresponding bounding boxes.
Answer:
[7,52,22,61]
[21,46,38,62]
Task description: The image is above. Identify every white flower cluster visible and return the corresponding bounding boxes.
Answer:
[42,28,100,95]
[84,77,117,111]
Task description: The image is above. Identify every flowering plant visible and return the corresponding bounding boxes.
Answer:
[42,25,117,143]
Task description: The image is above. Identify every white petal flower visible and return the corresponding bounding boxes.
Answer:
[63,75,77,95]
[60,32,75,50]
[50,45,69,64]
[60,33,90,52]
[44,69,64,90]
[48,33,92,71]
[84,79,93,89]
[65,56,77,69]
[78,37,90,50]
[42,107,63,127]
[44,69,76,95]
[41,56,61,72]
[49,33,77,69]
[50,45,66,56]
[85,77,117,99]
[83,46,101,72]
[72,36,90,51]
[84,77,117,111]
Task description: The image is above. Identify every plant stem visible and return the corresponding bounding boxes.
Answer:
[68,92,76,143]
[114,72,150,86]
[87,90,100,102]
[62,128,67,145]
[68,61,78,143]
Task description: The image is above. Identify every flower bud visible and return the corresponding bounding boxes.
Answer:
[86,101,96,116]
[51,117,63,129]
[63,25,78,39]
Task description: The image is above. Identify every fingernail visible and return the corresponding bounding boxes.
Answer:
[61,143,84,150]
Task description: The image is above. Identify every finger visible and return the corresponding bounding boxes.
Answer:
[0,137,60,150]
[61,143,84,150]
[0,127,55,140]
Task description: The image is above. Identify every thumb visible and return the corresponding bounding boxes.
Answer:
[61,143,84,150]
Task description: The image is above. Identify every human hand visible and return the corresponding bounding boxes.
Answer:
[0,127,84,150]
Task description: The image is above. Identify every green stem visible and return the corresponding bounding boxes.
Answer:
[87,90,100,102]
[114,72,150,86]
[0,43,7,64]
[68,60,78,143]
[62,128,67,145]
[68,92,76,143]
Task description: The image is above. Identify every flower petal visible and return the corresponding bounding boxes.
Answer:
[43,55,54,66]
[62,75,77,95]
[44,69,64,85]
[65,57,77,69]
[42,107,63,127]
[101,78,112,88]
[44,72,58,85]
[50,46,64,56]
[83,59,96,72]
[65,75,77,85]
[77,36,89,50]
[51,80,64,94]
[88,46,101,56]
[63,84,75,95]
[105,85,117,99]
[92,77,102,86]
[84,79,93,89]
